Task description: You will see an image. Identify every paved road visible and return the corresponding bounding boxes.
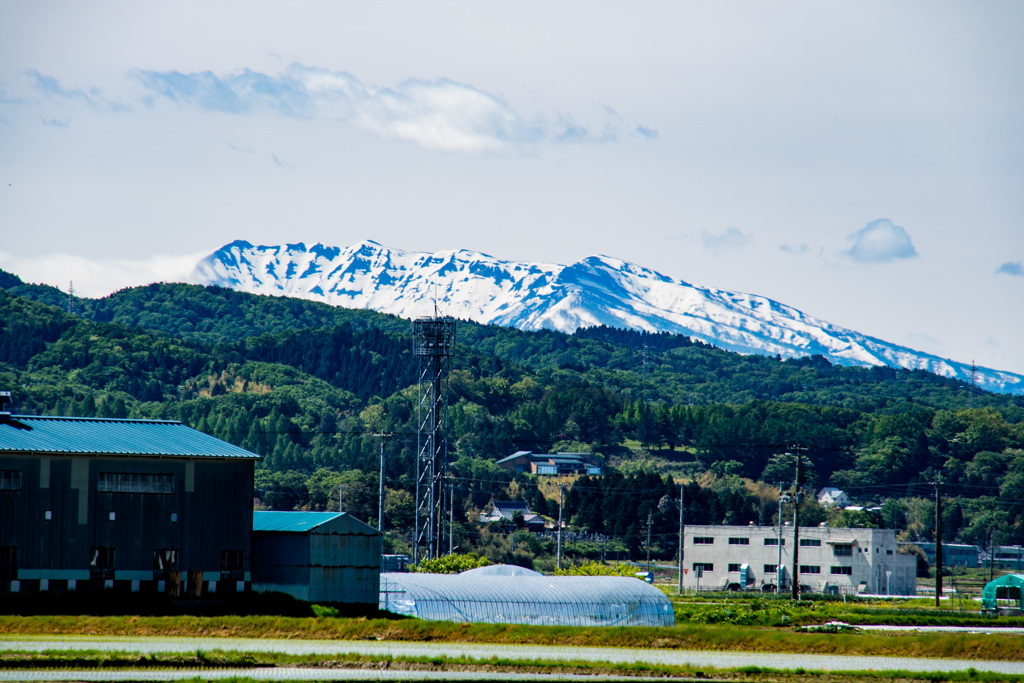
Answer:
[2,636,1023,677]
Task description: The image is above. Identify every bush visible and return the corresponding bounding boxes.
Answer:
[555,561,639,577]
[409,552,491,574]
[310,604,339,618]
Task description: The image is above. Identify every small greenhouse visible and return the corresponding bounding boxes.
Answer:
[981,573,1024,612]
[379,565,675,627]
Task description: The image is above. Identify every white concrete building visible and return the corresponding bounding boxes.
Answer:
[682,524,916,596]
[816,487,851,508]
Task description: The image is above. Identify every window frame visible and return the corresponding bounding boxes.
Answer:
[0,470,22,491]
[98,472,174,494]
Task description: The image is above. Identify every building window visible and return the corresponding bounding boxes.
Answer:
[693,537,714,545]
[764,538,785,546]
[692,562,714,572]
[833,544,853,556]
[98,472,174,494]
[764,564,778,574]
[90,547,115,580]
[887,550,893,555]
[0,547,17,580]
[221,550,245,581]
[799,539,822,547]
[830,566,853,575]
[728,537,750,545]
[728,563,742,572]
[0,470,21,490]
[799,565,820,574]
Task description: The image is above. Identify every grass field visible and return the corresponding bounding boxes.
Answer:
[1,614,1022,661]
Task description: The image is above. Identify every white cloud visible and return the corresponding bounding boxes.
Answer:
[701,228,750,255]
[125,64,630,153]
[843,219,918,264]
[27,69,129,112]
[0,250,208,298]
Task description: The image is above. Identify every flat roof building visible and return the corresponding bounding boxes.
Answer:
[682,524,916,596]
[898,542,979,569]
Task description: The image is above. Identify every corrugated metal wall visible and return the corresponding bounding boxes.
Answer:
[0,452,254,588]
[252,515,380,605]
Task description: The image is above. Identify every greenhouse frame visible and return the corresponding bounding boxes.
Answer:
[379,565,675,627]
[981,573,1024,612]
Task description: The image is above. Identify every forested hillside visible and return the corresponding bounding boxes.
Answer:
[2,271,1022,567]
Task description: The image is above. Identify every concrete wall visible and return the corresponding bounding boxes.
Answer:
[683,524,916,595]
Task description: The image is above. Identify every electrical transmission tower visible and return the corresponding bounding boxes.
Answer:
[412,315,456,564]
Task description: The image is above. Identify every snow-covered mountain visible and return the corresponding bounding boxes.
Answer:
[191,240,1024,395]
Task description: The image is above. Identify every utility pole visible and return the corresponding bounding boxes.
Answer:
[988,528,996,584]
[557,483,566,570]
[791,453,802,601]
[778,482,790,594]
[338,485,346,513]
[677,483,685,596]
[371,431,393,532]
[934,473,943,607]
[448,481,454,555]
[646,509,653,574]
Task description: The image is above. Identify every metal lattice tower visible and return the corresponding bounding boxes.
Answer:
[412,316,455,563]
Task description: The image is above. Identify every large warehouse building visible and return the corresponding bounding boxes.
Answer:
[0,412,260,596]
[682,524,917,595]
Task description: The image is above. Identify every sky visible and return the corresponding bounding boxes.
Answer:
[1,1,1022,375]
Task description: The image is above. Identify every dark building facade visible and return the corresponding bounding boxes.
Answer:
[0,414,260,596]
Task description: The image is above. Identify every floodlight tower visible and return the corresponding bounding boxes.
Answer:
[412,315,456,563]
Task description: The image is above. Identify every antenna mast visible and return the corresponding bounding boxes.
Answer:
[412,314,456,563]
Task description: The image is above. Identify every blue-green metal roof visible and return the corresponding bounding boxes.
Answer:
[253,511,345,533]
[0,415,261,459]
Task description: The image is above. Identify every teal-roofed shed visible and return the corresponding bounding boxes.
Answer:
[0,414,260,597]
[251,511,380,605]
[981,574,1024,613]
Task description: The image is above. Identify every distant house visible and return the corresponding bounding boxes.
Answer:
[817,487,850,508]
[495,451,602,476]
[479,500,546,530]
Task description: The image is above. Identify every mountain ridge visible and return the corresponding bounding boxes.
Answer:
[191,239,1023,395]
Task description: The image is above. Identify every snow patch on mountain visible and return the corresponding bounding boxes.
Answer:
[191,240,1024,395]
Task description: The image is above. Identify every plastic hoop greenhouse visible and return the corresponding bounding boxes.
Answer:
[379,565,675,627]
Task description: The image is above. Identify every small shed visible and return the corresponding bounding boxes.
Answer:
[981,573,1024,613]
[251,511,380,605]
